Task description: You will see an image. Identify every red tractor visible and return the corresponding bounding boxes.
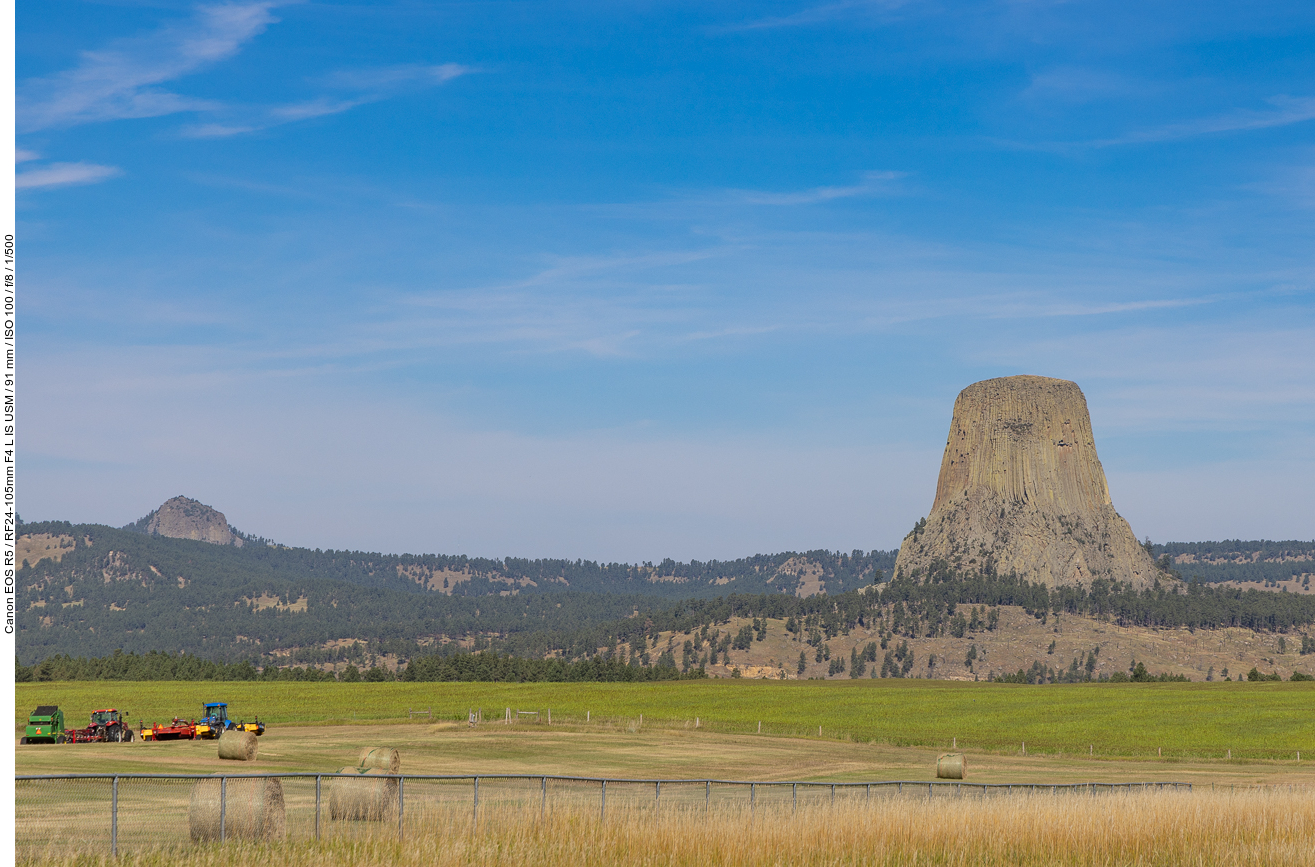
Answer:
[65,708,134,743]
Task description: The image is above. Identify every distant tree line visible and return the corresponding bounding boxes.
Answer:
[14,650,336,683]
[13,649,705,684]
[885,562,1315,634]
[1147,539,1314,587]
[989,658,1189,685]
[1152,539,1315,560]
[399,651,705,682]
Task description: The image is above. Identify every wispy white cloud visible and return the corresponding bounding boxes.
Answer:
[1022,67,1146,105]
[317,62,470,92]
[993,95,1315,154]
[181,62,475,137]
[19,2,471,141]
[17,2,279,132]
[735,170,905,205]
[15,149,41,163]
[268,97,371,123]
[16,162,122,190]
[682,324,782,342]
[1099,96,1315,147]
[1000,296,1216,319]
[720,0,912,32]
[1249,159,1315,209]
[387,249,722,357]
[183,123,261,139]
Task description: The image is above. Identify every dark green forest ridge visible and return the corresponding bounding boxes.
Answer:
[15,517,892,665]
[15,515,1313,668]
[21,570,1315,684]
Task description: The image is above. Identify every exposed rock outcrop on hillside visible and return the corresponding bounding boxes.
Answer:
[143,496,243,546]
[895,375,1158,589]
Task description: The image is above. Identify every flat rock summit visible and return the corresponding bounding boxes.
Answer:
[895,375,1158,589]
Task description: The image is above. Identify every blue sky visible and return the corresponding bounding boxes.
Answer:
[17,0,1315,560]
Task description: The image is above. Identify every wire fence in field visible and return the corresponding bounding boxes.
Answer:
[14,773,1193,857]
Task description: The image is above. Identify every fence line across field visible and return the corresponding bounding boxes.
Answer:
[15,772,1195,856]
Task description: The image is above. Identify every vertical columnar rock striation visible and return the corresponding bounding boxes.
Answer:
[895,375,1157,589]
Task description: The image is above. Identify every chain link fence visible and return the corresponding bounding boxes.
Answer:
[15,773,1191,857]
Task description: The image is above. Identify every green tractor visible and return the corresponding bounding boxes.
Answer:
[21,706,67,744]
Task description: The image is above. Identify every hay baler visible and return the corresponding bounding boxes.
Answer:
[65,708,135,743]
[196,702,265,739]
[21,706,66,744]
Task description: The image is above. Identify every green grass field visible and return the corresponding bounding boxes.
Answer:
[15,681,1315,863]
[16,679,1315,760]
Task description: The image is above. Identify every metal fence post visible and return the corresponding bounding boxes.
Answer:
[705,780,710,812]
[542,776,547,818]
[110,776,118,857]
[220,776,227,843]
[315,775,321,842]
[601,779,606,819]
[473,776,480,828]
[655,780,660,816]
[792,782,797,813]
[750,782,756,817]
[398,775,405,841]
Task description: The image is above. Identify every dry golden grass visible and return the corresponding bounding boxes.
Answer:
[40,787,1315,867]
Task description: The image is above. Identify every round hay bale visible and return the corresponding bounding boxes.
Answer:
[188,775,285,842]
[936,753,967,780]
[357,746,401,774]
[217,730,258,761]
[329,767,398,821]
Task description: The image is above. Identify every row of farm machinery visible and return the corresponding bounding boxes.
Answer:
[140,702,266,741]
[21,702,265,745]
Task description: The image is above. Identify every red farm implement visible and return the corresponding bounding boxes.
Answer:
[140,717,199,741]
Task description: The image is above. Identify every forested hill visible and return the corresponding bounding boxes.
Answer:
[17,515,1312,667]
[14,519,894,664]
[1156,540,1315,585]
[17,519,894,598]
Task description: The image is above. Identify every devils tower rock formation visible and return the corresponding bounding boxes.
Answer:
[895,375,1157,589]
[143,496,243,546]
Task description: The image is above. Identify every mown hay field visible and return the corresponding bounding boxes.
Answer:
[17,679,1315,760]
[24,788,1315,867]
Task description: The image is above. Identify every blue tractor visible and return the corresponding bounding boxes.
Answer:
[195,702,266,739]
